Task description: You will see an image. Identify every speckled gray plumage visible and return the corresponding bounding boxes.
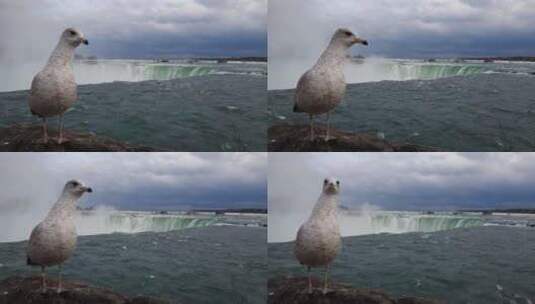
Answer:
[293,30,351,115]
[29,29,86,118]
[27,180,91,268]
[294,178,341,268]
[293,29,368,140]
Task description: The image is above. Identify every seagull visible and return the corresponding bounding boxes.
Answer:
[294,28,368,141]
[26,180,92,293]
[28,28,89,144]
[294,177,342,294]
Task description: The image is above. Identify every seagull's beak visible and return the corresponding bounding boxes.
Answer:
[353,37,368,46]
[82,38,89,45]
[85,187,93,193]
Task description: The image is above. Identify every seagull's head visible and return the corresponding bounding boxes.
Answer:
[63,179,93,197]
[322,177,340,195]
[332,28,368,48]
[61,28,89,48]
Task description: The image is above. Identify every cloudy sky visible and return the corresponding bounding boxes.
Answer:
[270,0,535,60]
[0,0,266,61]
[270,152,535,213]
[268,0,535,89]
[0,152,267,212]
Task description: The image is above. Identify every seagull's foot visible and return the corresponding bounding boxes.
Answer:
[54,137,69,145]
[36,136,49,144]
[322,287,333,295]
[322,135,336,142]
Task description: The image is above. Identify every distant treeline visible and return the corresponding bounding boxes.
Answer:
[461,56,535,62]
[461,208,535,214]
[196,57,267,62]
[192,208,267,214]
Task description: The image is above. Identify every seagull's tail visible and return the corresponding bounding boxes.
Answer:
[26,256,36,266]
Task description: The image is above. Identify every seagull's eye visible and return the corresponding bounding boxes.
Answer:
[72,181,79,187]
[324,179,328,184]
[344,31,352,36]
[69,30,76,36]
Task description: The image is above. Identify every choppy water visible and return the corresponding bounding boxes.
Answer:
[269,65,535,151]
[269,226,535,304]
[0,226,267,304]
[0,73,266,151]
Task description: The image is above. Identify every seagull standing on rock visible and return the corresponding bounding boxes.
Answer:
[294,177,342,294]
[27,180,92,293]
[293,28,368,141]
[29,28,89,144]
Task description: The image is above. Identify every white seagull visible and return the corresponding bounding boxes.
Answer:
[27,180,92,293]
[294,28,368,141]
[294,177,342,294]
[28,28,89,144]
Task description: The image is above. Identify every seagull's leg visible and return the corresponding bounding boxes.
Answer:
[57,114,65,144]
[324,112,333,141]
[307,266,313,294]
[40,266,47,293]
[322,264,330,295]
[57,264,62,293]
[42,117,48,143]
[308,114,315,141]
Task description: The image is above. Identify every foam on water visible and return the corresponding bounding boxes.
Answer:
[0,60,267,92]
[270,209,534,243]
[269,57,535,90]
[0,206,266,243]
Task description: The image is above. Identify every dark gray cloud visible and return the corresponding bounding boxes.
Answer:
[0,153,267,212]
[269,153,535,213]
[269,0,535,59]
[268,0,535,88]
[0,0,266,61]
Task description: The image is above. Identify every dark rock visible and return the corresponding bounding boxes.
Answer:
[268,277,445,304]
[0,276,170,304]
[268,125,440,152]
[0,124,157,152]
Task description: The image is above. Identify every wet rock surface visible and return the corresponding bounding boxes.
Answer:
[0,124,156,152]
[0,276,170,304]
[268,277,446,304]
[268,125,441,152]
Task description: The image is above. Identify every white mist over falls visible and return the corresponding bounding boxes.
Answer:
[268,57,535,90]
[0,206,266,243]
[269,206,535,243]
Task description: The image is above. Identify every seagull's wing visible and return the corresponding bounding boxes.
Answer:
[28,71,49,116]
[293,70,313,113]
[26,222,45,265]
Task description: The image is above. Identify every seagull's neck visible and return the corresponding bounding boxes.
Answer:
[310,192,339,220]
[47,192,79,220]
[316,40,348,69]
[46,40,76,68]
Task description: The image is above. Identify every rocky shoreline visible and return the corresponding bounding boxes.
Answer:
[268,124,441,152]
[0,276,170,304]
[0,124,157,152]
[268,277,446,304]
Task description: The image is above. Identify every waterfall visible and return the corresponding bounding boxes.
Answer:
[75,211,219,236]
